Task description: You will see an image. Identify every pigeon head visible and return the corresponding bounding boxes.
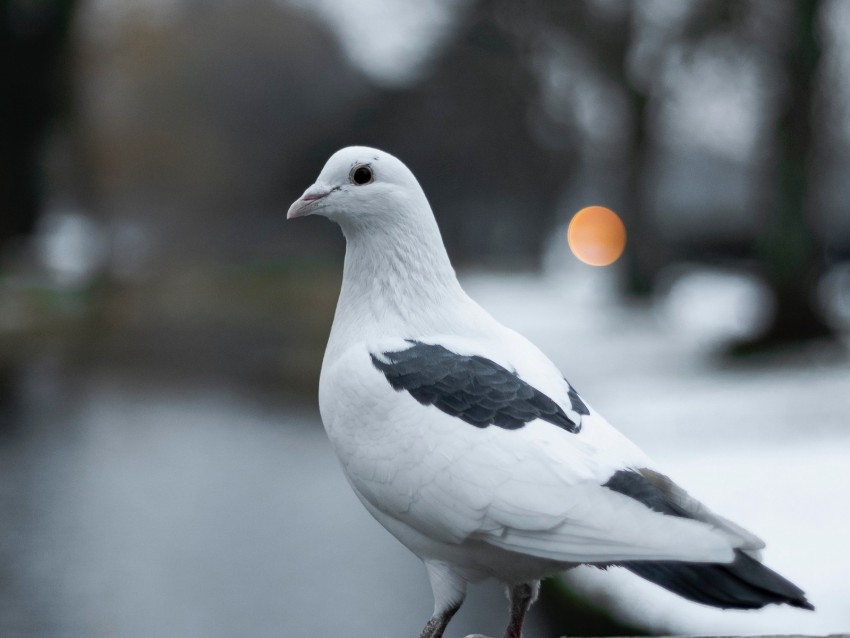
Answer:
[287,146,430,233]
[287,146,462,323]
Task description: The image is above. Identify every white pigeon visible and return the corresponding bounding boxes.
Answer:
[287,146,812,638]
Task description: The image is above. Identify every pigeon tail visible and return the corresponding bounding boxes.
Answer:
[621,550,814,610]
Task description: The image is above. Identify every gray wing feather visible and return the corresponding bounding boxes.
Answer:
[639,468,765,556]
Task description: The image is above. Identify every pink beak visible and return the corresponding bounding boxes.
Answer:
[287,185,330,220]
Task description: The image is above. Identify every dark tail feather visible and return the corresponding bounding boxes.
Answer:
[621,550,814,611]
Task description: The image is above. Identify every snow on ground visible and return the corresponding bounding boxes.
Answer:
[464,264,850,635]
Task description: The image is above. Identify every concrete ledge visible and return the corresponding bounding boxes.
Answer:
[569,635,850,638]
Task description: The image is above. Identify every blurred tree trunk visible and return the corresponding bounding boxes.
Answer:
[598,8,658,299]
[0,0,77,254]
[738,0,834,352]
[544,1,658,297]
[618,0,740,298]
[618,27,655,298]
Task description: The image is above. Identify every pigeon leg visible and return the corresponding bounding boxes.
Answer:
[502,581,539,638]
[418,603,461,638]
[419,561,466,638]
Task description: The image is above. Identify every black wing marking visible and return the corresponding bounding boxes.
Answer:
[602,469,688,518]
[603,469,813,611]
[370,340,581,433]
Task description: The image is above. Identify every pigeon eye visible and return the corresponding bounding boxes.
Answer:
[351,165,373,185]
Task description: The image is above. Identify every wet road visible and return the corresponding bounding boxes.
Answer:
[0,360,549,638]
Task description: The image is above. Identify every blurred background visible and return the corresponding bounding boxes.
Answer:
[1,0,849,636]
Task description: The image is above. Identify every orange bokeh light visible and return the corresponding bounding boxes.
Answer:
[567,206,627,267]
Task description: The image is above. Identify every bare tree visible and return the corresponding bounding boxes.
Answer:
[741,0,835,350]
[0,0,77,254]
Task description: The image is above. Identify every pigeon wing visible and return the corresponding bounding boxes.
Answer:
[321,337,738,565]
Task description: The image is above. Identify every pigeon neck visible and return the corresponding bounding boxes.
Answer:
[331,213,468,344]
